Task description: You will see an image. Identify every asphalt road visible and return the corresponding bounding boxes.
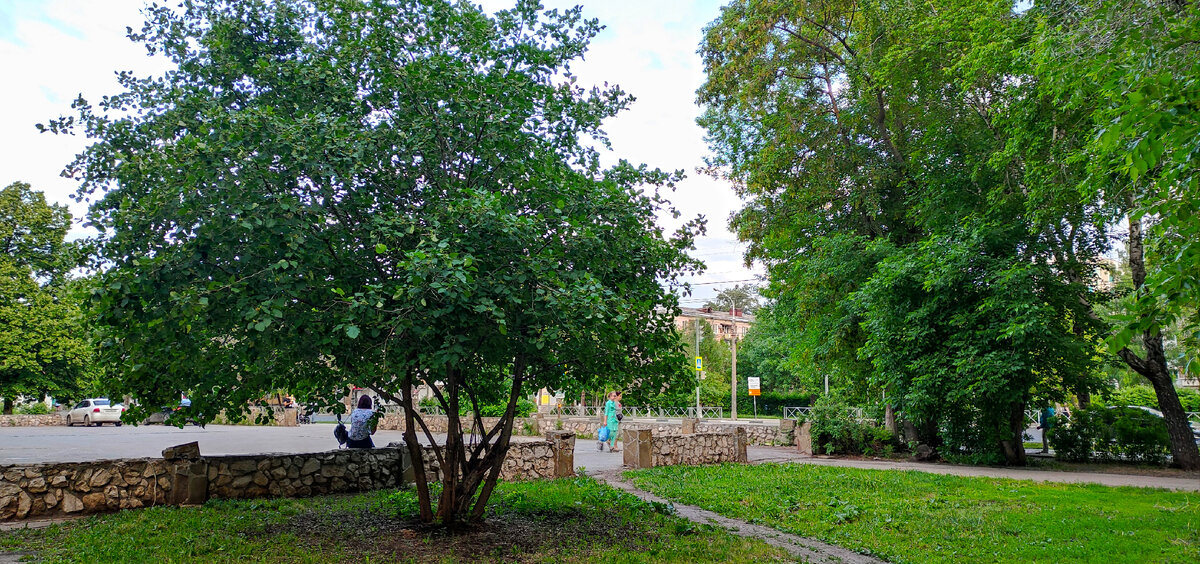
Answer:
[0,424,627,471]
[0,424,414,464]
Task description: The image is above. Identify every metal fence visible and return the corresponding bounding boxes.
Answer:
[549,405,724,419]
[783,406,865,421]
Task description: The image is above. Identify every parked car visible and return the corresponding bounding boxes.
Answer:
[1113,406,1200,445]
[66,398,125,427]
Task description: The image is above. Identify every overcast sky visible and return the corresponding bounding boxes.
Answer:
[0,0,762,305]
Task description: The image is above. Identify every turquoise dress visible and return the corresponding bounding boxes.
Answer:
[605,399,619,437]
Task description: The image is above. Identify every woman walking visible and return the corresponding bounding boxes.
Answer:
[603,391,622,453]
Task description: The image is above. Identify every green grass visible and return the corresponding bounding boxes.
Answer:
[0,477,788,563]
[627,463,1200,564]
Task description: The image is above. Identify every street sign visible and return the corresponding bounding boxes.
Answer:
[747,377,761,396]
[695,357,703,371]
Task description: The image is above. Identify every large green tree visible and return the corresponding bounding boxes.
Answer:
[0,182,91,412]
[51,0,701,522]
[1026,0,1200,470]
[698,0,1106,464]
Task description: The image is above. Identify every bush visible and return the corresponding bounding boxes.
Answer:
[1051,407,1171,465]
[737,391,812,417]
[806,395,893,456]
[418,395,536,418]
[1101,384,1200,412]
[1046,410,1100,463]
[15,402,53,415]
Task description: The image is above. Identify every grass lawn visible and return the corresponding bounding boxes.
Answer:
[0,477,787,563]
[627,463,1200,563]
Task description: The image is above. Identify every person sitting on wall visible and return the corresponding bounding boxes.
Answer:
[347,395,378,449]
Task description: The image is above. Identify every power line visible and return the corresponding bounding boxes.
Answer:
[684,278,760,286]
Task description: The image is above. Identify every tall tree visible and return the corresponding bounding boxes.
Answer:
[698,0,1105,464]
[1025,0,1200,469]
[50,0,701,523]
[0,182,91,412]
[702,283,760,314]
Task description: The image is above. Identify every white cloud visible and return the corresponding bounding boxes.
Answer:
[1,0,761,301]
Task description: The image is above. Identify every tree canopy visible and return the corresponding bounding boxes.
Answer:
[698,0,1198,467]
[0,182,92,412]
[52,0,702,521]
[702,283,760,314]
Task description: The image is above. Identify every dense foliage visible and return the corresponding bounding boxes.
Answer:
[0,182,93,412]
[698,0,1200,467]
[52,0,701,523]
[1050,407,1173,466]
[804,394,893,456]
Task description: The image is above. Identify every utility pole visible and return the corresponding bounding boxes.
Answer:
[729,298,739,421]
[695,319,701,417]
[730,332,738,420]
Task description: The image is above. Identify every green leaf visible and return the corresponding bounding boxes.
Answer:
[345,325,360,339]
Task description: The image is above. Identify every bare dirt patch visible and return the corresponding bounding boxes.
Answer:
[258,507,642,563]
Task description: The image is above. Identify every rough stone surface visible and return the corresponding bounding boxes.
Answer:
[2,433,574,521]
[162,442,201,461]
[0,415,65,427]
[382,413,795,446]
[622,427,748,468]
[795,421,813,455]
[913,444,937,461]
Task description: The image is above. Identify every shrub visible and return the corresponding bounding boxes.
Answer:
[1101,384,1200,412]
[1177,388,1200,412]
[1047,409,1099,462]
[737,391,813,417]
[806,395,892,455]
[1051,407,1171,465]
[419,395,536,418]
[15,402,53,415]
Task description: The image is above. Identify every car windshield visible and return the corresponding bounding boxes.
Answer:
[94,399,110,406]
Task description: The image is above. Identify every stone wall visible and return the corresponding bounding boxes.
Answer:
[697,420,794,446]
[1,433,575,521]
[382,413,793,445]
[0,414,65,427]
[621,427,748,469]
[206,449,400,500]
[0,458,176,519]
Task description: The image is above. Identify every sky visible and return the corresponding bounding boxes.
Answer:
[0,0,762,305]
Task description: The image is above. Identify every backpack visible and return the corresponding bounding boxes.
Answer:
[334,414,349,447]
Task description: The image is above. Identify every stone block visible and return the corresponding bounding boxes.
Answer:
[162,442,202,461]
[795,421,813,455]
[300,458,321,476]
[81,492,106,511]
[681,418,697,434]
[230,459,258,473]
[89,469,112,487]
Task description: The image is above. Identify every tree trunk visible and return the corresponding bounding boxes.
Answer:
[1118,212,1200,470]
[2,397,12,415]
[999,402,1028,466]
[398,373,434,522]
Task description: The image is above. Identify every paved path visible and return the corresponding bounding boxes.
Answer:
[594,467,884,564]
[746,446,1200,491]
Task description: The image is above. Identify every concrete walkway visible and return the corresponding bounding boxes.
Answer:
[594,467,885,564]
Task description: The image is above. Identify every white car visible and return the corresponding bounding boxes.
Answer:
[66,398,125,427]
